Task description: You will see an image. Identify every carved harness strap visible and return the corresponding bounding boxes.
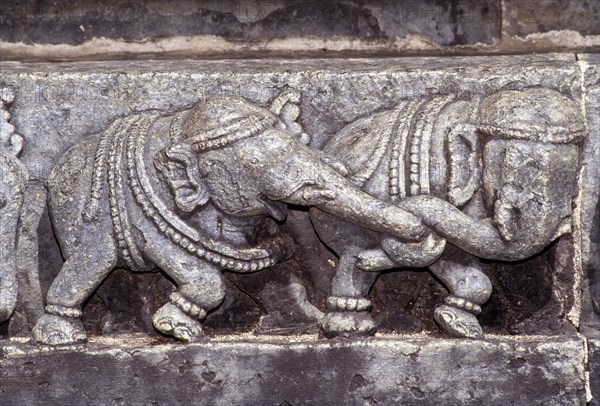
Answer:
[389,95,455,201]
[130,114,286,271]
[84,113,151,271]
[111,115,154,271]
[84,112,289,272]
[388,100,424,202]
[347,102,408,187]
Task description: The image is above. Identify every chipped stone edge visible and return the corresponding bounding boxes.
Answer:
[502,30,600,49]
[584,335,593,404]
[500,0,600,49]
[0,34,598,62]
[0,332,588,358]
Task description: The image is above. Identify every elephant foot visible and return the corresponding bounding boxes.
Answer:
[320,311,377,338]
[33,314,87,345]
[434,304,483,339]
[152,302,204,342]
[321,296,376,338]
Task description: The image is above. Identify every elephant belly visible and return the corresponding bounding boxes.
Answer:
[310,156,390,255]
[312,110,400,255]
[310,208,378,255]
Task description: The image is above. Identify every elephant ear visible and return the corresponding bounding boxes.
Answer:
[447,123,481,208]
[154,145,210,212]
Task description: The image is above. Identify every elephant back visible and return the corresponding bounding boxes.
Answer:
[322,103,408,188]
[323,96,455,201]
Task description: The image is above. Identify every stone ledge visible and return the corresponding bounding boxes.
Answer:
[589,335,600,406]
[0,335,588,405]
[1,0,598,61]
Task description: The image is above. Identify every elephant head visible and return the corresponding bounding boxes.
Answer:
[402,88,587,261]
[33,92,444,346]
[153,95,431,243]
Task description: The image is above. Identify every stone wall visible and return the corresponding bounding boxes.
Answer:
[0,0,598,60]
[0,1,598,405]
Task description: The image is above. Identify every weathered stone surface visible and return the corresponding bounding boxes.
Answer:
[7,181,46,336]
[579,54,600,333]
[0,55,582,183]
[0,0,500,46]
[0,11,597,405]
[503,0,600,37]
[1,0,597,60]
[0,2,597,403]
[0,335,588,405]
[590,336,600,405]
[0,55,590,342]
[0,85,27,323]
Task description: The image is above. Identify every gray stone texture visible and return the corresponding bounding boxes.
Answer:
[0,86,27,323]
[0,53,598,403]
[0,0,597,60]
[0,336,589,405]
[0,0,500,46]
[590,336,600,406]
[579,54,600,334]
[503,0,600,37]
[7,181,46,335]
[0,54,590,342]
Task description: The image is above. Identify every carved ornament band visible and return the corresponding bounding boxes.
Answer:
[46,305,82,319]
[445,295,482,316]
[170,292,207,320]
[326,296,372,312]
[130,117,286,271]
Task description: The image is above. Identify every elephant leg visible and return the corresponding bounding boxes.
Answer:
[429,249,492,339]
[321,245,379,338]
[33,245,117,345]
[0,151,27,322]
[151,253,226,342]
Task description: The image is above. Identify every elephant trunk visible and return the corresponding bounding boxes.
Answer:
[399,195,563,261]
[259,140,429,242]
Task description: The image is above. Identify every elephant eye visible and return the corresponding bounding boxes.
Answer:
[169,161,187,178]
[171,162,185,171]
[523,158,540,171]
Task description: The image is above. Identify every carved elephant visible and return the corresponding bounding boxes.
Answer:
[33,94,439,345]
[0,150,27,322]
[311,88,587,338]
[0,86,27,323]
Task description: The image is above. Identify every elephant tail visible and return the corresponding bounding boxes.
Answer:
[82,116,138,222]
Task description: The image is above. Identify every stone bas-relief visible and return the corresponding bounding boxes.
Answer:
[30,85,587,345]
[32,92,439,345]
[313,87,586,338]
[0,56,598,405]
[0,85,27,322]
